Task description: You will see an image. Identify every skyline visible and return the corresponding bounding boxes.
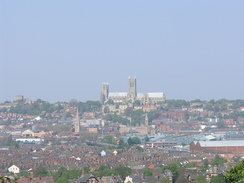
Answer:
[1,1,244,102]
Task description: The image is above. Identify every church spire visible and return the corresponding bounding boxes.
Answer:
[145,113,149,126]
[145,113,149,134]
[74,107,80,133]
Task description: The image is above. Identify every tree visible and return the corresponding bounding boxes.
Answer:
[92,165,113,178]
[0,176,18,183]
[162,163,181,182]
[202,159,209,170]
[212,155,227,166]
[135,146,144,152]
[119,138,125,146]
[114,165,132,180]
[175,173,189,183]
[127,137,141,146]
[134,100,141,106]
[53,167,68,181]
[124,107,133,117]
[19,171,28,177]
[53,167,81,182]
[194,175,207,183]
[56,177,68,183]
[102,136,116,144]
[143,168,153,176]
[224,160,244,183]
[33,167,49,177]
[210,176,225,183]
[160,177,171,183]
[184,162,196,168]
[83,166,90,174]
[67,169,82,179]
[144,136,150,142]
[106,99,114,105]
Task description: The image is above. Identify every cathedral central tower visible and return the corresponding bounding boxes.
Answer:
[128,77,137,100]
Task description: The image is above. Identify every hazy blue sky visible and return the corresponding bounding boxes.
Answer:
[0,1,243,102]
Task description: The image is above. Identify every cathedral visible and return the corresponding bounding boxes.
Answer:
[100,77,165,105]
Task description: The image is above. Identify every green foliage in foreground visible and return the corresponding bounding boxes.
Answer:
[83,166,90,174]
[194,175,207,183]
[210,176,225,183]
[160,177,171,183]
[224,160,244,183]
[0,176,18,183]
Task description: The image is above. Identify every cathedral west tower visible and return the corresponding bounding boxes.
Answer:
[128,77,137,100]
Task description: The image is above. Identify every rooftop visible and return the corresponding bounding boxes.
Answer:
[197,140,244,147]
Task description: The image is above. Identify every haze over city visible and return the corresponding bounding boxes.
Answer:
[1,1,244,102]
[1,1,244,183]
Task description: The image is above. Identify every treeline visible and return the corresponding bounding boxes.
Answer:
[0,99,102,116]
[19,165,131,182]
[104,110,158,126]
[8,99,63,116]
[4,159,244,183]
[92,165,131,180]
[19,166,84,183]
[101,135,142,148]
[166,99,244,110]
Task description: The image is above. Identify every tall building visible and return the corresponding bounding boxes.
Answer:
[128,77,137,100]
[74,108,80,134]
[100,83,109,104]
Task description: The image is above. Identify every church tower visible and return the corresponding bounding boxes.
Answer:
[74,108,80,134]
[128,77,137,100]
[100,83,109,104]
[145,113,149,134]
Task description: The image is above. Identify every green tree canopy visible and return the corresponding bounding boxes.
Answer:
[92,165,113,178]
[114,165,132,180]
[194,175,207,183]
[162,163,181,182]
[33,167,49,177]
[135,145,144,152]
[144,136,150,142]
[224,160,244,183]
[160,177,171,183]
[143,168,153,176]
[210,176,225,183]
[202,159,209,170]
[53,167,81,182]
[102,135,116,144]
[127,137,141,146]
[211,155,227,166]
[83,166,90,174]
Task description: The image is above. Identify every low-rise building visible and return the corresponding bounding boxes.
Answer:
[8,165,20,174]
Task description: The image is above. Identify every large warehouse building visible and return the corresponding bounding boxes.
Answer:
[190,140,244,155]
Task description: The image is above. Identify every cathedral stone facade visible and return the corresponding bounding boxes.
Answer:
[100,77,165,105]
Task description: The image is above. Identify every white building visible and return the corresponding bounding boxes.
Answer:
[8,165,20,174]
[16,138,44,143]
[124,176,133,183]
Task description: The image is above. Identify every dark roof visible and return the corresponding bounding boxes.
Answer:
[144,176,160,183]
[78,174,98,183]
[130,175,144,183]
